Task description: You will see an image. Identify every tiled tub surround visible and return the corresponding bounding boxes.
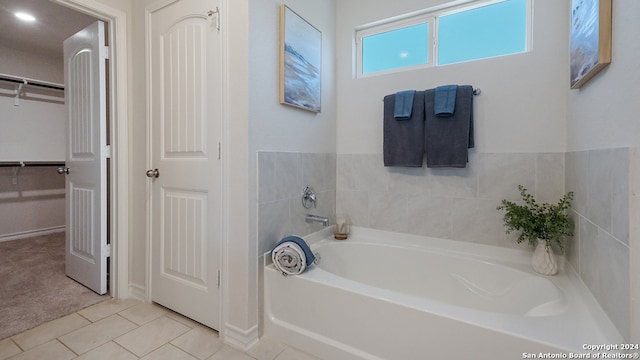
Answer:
[565,148,632,340]
[256,149,633,342]
[336,151,566,248]
[257,152,336,256]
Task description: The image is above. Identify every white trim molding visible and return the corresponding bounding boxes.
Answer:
[0,226,65,242]
[223,323,259,351]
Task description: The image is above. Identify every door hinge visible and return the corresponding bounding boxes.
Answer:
[216,269,221,288]
[101,45,110,60]
[104,145,112,159]
[105,244,111,257]
[217,142,221,160]
[208,7,220,31]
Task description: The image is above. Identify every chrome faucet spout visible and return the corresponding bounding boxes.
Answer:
[305,214,329,227]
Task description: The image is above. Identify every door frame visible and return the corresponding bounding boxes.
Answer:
[53,0,130,299]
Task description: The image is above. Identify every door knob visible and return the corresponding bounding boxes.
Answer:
[146,168,160,178]
[57,167,70,175]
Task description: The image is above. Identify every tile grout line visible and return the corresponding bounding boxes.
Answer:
[56,338,80,358]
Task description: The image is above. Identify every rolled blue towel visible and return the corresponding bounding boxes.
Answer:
[393,90,416,120]
[434,85,458,117]
[273,235,315,266]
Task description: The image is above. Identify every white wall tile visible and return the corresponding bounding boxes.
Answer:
[368,191,408,233]
[565,210,581,273]
[596,230,630,340]
[335,189,369,227]
[303,153,336,193]
[352,154,389,192]
[578,218,599,297]
[258,200,290,255]
[407,195,452,239]
[612,148,631,245]
[567,148,632,340]
[425,151,478,198]
[565,151,589,215]
[587,149,613,232]
[451,198,505,246]
[388,166,428,195]
[257,152,276,204]
[275,153,302,201]
[478,153,536,201]
[536,152,565,204]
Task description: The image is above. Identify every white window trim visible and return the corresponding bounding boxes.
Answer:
[355,0,532,78]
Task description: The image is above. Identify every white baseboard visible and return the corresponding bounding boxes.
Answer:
[128,283,146,302]
[0,226,65,242]
[223,323,259,351]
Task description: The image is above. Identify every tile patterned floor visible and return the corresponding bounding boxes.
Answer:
[0,299,320,360]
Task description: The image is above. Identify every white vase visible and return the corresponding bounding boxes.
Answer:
[532,239,558,276]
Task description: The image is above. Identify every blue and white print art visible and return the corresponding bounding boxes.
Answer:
[570,0,611,88]
[280,5,321,112]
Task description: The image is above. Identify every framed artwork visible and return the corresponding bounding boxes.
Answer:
[570,0,612,89]
[279,5,322,112]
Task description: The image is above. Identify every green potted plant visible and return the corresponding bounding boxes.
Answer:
[497,185,574,275]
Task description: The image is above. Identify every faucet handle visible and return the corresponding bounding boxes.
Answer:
[302,186,317,209]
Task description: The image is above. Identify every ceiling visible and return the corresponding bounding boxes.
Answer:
[0,0,97,60]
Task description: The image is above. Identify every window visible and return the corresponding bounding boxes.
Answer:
[362,21,429,74]
[356,0,530,77]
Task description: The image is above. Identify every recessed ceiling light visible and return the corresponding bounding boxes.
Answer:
[15,12,36,22]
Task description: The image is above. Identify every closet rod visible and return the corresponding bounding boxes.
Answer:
[0,73,64,91]
[0,161,66,168]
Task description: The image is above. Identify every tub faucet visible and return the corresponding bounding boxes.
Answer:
[306,214,329,227]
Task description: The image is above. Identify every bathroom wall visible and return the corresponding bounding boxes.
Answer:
[333,1,569,243]
[249,0,337,337]
[257,152,336,257]
[336,0,569,155]
[564,1,640,343]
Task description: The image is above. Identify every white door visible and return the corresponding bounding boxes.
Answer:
[148,0,223,329]
[63,21,109,295]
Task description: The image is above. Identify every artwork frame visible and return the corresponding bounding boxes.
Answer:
[279,5,322,112]
[570,0,612,89]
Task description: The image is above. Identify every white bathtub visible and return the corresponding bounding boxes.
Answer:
[263,227,623,360]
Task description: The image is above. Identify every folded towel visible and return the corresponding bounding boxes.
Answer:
[394,90,416,120]
[271,236,316,276]
[425,85,474,168]
[383,91,425,167]
[434,85,458,117]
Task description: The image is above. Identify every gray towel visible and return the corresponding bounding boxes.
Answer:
[425,85,474,168]
[384,91,425,167]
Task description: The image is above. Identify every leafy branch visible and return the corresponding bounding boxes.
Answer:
[497,185,574,252]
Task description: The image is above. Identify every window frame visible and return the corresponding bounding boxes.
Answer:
[356,15,433,77]
[355,0,532,78]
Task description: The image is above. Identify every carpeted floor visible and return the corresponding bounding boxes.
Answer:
[0,232,110,340]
